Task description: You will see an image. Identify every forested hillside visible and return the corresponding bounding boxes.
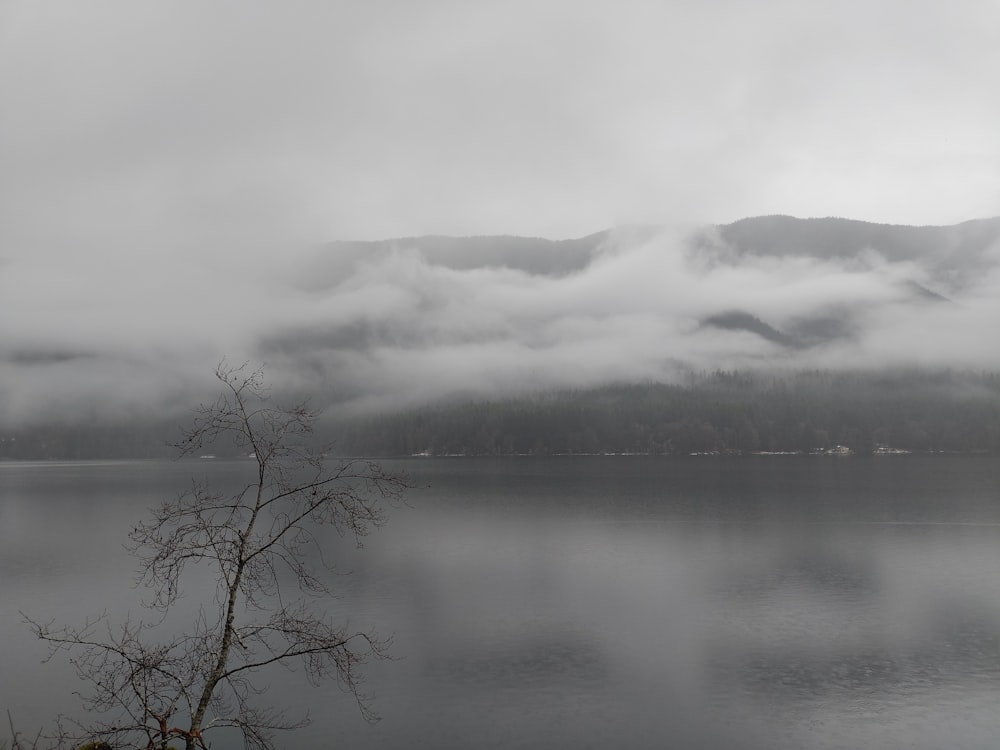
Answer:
[6,216,1000,460]
[334,369,1000,457]
[3,369,999,459]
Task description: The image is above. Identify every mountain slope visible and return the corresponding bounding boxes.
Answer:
[709,215,1000,290]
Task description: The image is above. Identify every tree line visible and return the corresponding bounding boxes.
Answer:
[333,369,1000,457]
[3,369,1000,460]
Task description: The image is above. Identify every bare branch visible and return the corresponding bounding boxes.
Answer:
[26,362,411,750]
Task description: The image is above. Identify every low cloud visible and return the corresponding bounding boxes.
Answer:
[2,220,998,426]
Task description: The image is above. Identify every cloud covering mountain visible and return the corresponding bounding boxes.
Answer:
[2,217,999,426]
[4,4,999,430]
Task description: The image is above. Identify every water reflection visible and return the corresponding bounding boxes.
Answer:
[3,457,1000,749]
[425,623,608,690]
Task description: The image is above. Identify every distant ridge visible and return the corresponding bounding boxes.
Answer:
[296,215,1000,296]
[296,231,610,289]
[713,215,1000,274]
[702,310,799,348]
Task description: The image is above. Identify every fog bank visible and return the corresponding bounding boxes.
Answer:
[2,218,998,425]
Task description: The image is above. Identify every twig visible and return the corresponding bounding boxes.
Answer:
[6,709,19,750]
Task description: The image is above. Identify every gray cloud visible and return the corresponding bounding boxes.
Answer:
[2,1,998,252]
[2,3,999,422]
[1,219,999,424]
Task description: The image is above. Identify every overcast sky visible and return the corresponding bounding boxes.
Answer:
[2,1,999,423]
[2,0,998,254]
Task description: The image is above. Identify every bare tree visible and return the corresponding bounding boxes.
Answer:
[26,362,409,750]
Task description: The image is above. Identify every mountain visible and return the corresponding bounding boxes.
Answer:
[289,215,999,299]
[9,369,999,459]
[707,215,1000,290]
[291,231,611,291]
[331,369,1000,457]
[3,215,1000,443]
[702,310,800,348]
[265,216,999,389]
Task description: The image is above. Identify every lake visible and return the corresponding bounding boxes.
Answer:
[2,455,1000,749]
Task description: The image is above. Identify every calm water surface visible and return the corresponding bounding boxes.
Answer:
[2,456,1000,749]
